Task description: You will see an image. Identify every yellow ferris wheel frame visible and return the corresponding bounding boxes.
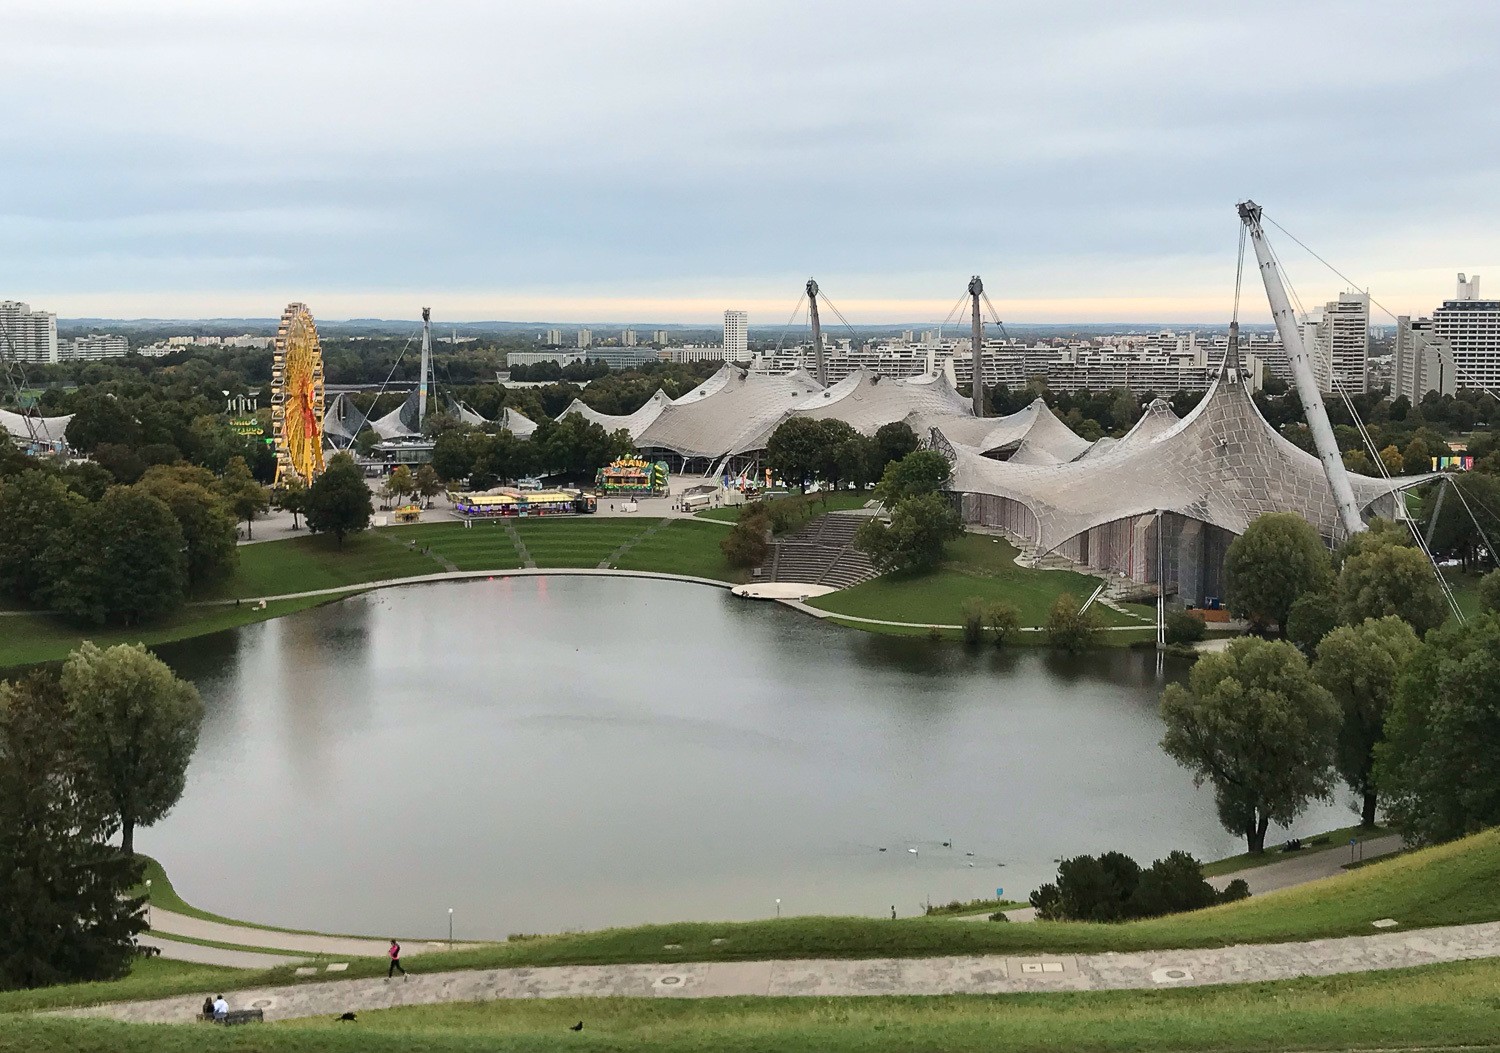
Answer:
[271,302,327,485]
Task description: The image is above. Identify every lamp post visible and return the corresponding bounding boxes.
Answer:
[448,908,454,950]
[146,880,152,929]
[775,898,781,919]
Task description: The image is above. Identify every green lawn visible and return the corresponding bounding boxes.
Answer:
[1445,567,1490,620]
[810,534,1153,628]
[0,594,344,671]
[514,518,656,568]
[611,520,747,581]
[7,958,1500,1053]
[376,522,526,571]
[225,533,439,598]
[695,491,875,525]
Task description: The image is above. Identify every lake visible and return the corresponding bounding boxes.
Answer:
[142,576,1350,939]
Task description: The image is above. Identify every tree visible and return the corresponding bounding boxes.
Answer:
[854,491,963,573]
[765,417,824,491]
[1129,851,1225,918]
[1044,593,1102,652]
[1480,570,1500,614]
[92,442,146,484]
[1338,543,1446,636]
[873,421,919,474]
[1378,444,1404,475]
[64,394,140,453]
[59,460,114,502]
[720,511,770,569]
[1284,592,1340,655]
[60,643,204,857]
[305,453,374,546]
[875,450,951,506]
[432,428,478,483]
[1160,638,1341,853]
[0,470,85,604]
[1314,617,1420,828]
[812,419,860,492]
[1223,513,1334,636]
[960,597,988,645]
[135,465,239,590]
[988,602,1021,647]
[414,463,444,507]
[1164,608,1206,645]
[44,488,187,626]
[272,476,308,529]
[219,455,269,539]
[0,672,145,990]
[1376,615,1500,845]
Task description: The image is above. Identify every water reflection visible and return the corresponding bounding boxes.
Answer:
[144,578,1351,939]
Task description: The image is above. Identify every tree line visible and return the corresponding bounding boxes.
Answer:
[1164,512,1500,851]
[1,644,202,990]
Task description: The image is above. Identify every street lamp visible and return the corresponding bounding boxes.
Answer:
[146,880,152,928]
[775,898,781,919]
[448,908,454,950]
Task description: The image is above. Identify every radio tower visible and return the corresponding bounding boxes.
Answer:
[418,307,432,428]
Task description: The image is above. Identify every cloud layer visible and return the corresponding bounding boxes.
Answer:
[5,0,1498,322]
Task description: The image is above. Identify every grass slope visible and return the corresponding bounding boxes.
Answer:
[9,830,1498,1016]
[225,533,440,598]
[7,959,1500,1052]
[810,534,1153,628]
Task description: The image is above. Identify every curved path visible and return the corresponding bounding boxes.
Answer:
[145,907,455,962]
[60,920,1500,1023]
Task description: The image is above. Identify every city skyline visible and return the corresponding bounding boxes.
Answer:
[5,0,1498,323]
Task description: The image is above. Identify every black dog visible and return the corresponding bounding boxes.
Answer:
[336,1012,357,1022]
[570,1021,584,1031]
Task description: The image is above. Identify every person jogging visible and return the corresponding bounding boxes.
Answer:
[386,939,407,980]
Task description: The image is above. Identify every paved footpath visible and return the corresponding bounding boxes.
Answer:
[146,907,453,961]
[1209,835,1403,896]
[60,920,1500,1023]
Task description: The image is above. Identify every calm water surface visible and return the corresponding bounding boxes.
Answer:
[143,577,1350,939]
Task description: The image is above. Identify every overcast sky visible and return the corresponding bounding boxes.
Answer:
[5,0,1498,324]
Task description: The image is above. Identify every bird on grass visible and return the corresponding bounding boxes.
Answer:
[336,1012,357,1022]
[570,1021,584,1031]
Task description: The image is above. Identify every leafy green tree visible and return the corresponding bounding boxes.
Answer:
[1314,617,1420,828]
[136,465,238,590]
[1031,852,1141,922]
[855,491,963,573]
[873,421,919,474]
[58,460,114,501]
[1129,851,1225,918]
[1164,609,1206,645]
[1376,615,1500,845]
[305,452,373,546]
[432,428,478,483]
[64,394,140,453]
[272,476,308,529]
[0,672,145,990]
[385,465,417,505]
[765,417,824,491]
[60,643,204,857]
[1044,593,1102,652]
[875,450,952,506]
[812,419,860,492]
[988,602,1021,647]
[1160,638,1341,853]
[1480,569,1500,614]
[1338,543,1446,636]
[92,442,146,484]
[414,463,444,506]
[219,455,269,539]
[1223,512,1334,636]
[1284,591,1340,655]
[720,511,770,569]
[0,470,85,604]
[44,488,187,626]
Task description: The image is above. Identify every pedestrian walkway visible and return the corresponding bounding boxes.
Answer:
[1209,835,1403,896]
[146,907,449,960]
[136,934,305,970]
[63,919,1500,1024]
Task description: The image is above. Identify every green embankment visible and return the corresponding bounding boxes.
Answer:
[810,534,1155,628]
[6,959,1500,1052]
[222,532,441,597]
[8,830,1498,1017]
[1202,824,1392,878]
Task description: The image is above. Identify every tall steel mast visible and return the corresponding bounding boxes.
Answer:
[969,275,986,417]
[805,279,827,386]
[418,306,432,427]
[1237,201,1365,539]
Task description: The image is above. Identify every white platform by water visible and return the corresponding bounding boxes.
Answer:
[732,583,838,601]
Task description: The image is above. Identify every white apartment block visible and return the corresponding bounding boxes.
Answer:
[723,310,748,361]
[664,344,728,364]
[1432,273,1500,392]
[1309,291,1370,394]
[1393,316,1457,403]
[577,328,592,349]
[621,329,637,347]
[0,301,59,363]
[507,350,587,368]
[543,329,563,346]
[60,334,128,360]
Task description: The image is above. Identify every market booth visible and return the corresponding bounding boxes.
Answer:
[453,488,596,518]
[596,457,668,495]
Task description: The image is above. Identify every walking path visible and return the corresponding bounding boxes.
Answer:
[1209,835,1403,896]
[146,908,452,961]
[63,919,1500,1023]
[137,934,306,970]
[779,598,1154,632]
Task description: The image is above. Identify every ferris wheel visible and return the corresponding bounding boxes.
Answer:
[271,302,327,484]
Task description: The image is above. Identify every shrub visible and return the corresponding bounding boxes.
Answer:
[720,513,769,569]
[1285,591,1340,655]
[1129,850,1219,917]
[1164,608,1206,645]
[1045,593,1103,652]
[1029,850,1241,922]
[960,597,988,644]
[1219,878,1251,904]
[988,602,1021,646]
[1478,568,1500,614]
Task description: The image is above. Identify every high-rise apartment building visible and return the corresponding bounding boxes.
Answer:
[621,329,637,347]
[651,330,670,346]
[1432,273,1500,392]
[60,334,128,361]
[1393,316,1457,403]
[723,310,748,361]
[577,328,593,349]
[543,328,563,346]
[1310,291,1369,393]
[0,301,59,363]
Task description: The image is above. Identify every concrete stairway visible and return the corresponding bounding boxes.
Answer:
[760,512,879,588]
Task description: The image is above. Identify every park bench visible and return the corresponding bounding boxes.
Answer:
[198,1009,264,1026]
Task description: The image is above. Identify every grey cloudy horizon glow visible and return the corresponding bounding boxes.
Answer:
[4,0,1498,325]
